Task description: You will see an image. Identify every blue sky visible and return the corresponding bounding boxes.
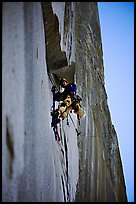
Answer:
[98,2,134,202]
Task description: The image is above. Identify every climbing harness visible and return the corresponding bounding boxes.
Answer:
[59,97,81,125]
[50,75,83,141]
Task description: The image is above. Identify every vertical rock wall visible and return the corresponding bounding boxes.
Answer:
[2,2,127,202]
[2,2,25,201]
[2,2,79,202]
[74,2,127,202]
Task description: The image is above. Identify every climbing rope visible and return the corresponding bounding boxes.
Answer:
[68,113,81,136]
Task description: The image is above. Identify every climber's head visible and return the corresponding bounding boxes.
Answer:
[60,78,68,88]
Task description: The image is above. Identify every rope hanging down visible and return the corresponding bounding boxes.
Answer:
[49,74,83,141]
[68,113,81,136]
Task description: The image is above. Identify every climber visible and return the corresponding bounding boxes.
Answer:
[51,78,84,120]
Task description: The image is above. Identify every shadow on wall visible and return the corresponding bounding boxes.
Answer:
[42,2,75,84]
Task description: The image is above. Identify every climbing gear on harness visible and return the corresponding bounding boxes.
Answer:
[77,113,80,125]
[51,86,60,142]
[68,113,81,136]
[50,82,84,140]
[67,115,69,126]
[59,94,84,122]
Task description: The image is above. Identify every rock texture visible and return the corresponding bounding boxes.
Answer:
[2,2,127,202]
[74,3,127,201]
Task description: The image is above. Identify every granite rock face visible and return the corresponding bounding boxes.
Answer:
[2,2,127,202]
[74,3,127,201]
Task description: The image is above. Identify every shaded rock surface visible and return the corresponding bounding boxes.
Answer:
[2,2,127,202]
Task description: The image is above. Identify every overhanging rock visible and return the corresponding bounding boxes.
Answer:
[50,63,75,83]
[42,2,75,83]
